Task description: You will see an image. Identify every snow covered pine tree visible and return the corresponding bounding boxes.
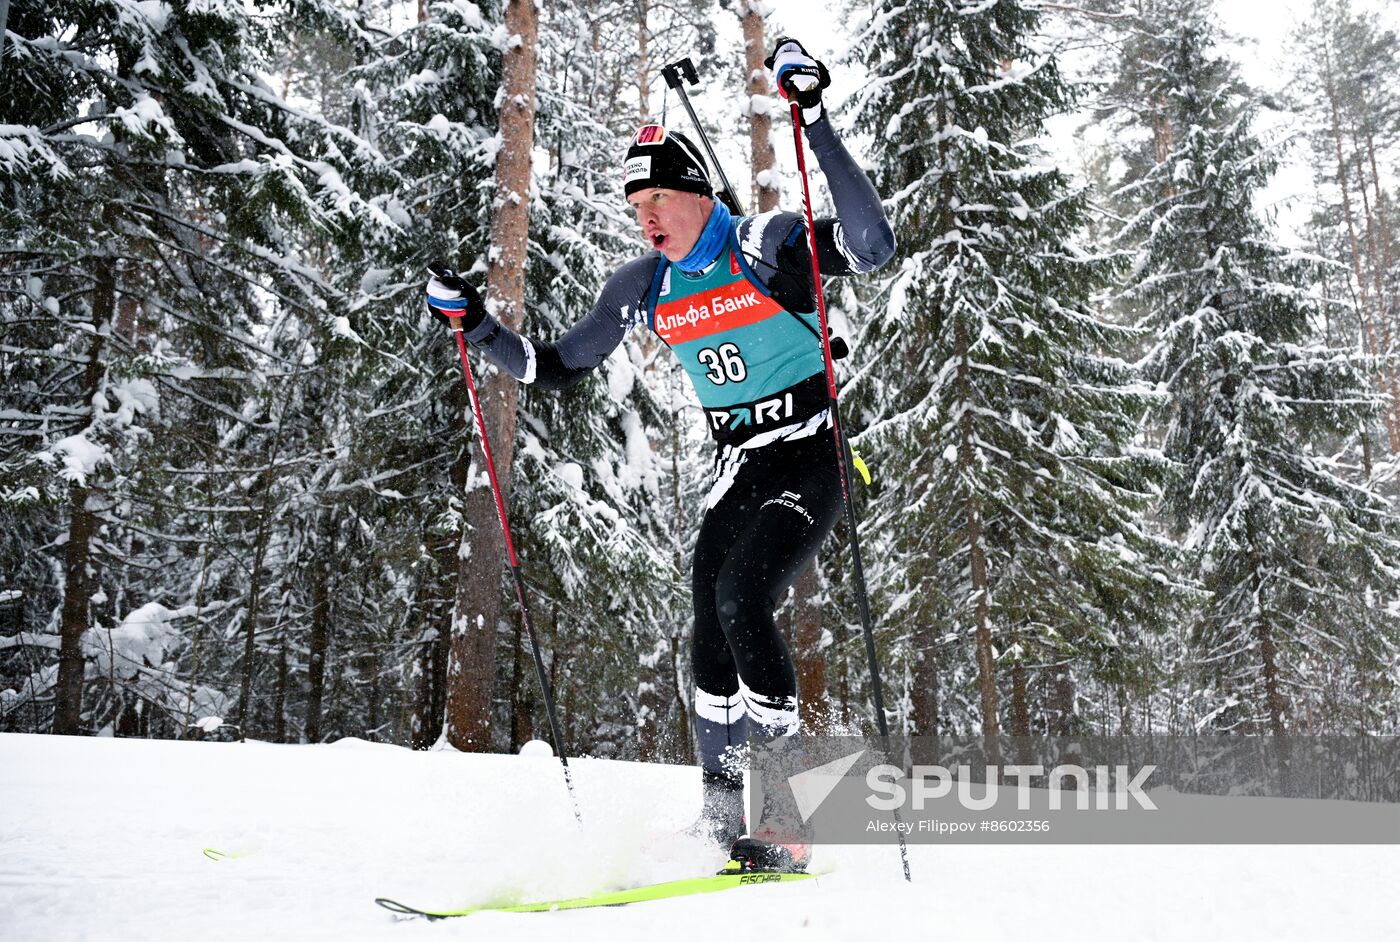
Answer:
[1107,3,1400,735]
[849,0,1181,745]
[423,38,894,872]
[0,0,390,738]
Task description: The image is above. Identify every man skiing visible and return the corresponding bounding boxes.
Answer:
[426,38,893,871]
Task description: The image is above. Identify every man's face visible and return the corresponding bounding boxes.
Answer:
[627,188,713,262]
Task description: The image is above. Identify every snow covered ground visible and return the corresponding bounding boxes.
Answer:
[2,732,1396,941]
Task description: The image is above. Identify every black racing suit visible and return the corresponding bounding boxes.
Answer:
[458,115,894,793]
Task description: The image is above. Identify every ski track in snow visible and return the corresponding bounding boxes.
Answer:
[1,732,1395,941]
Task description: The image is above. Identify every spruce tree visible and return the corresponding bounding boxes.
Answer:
[1286,0,1400,464]
[0,0,390,736]
[1109,5,1400,735]
[850,0,1180,742]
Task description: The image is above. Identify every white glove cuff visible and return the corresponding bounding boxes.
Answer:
[426,278,464,302]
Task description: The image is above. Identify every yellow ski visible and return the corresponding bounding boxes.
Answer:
[374,864,823,919]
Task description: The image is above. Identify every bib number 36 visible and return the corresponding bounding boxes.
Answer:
[697,343,747,385]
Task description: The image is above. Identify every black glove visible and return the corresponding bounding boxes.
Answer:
[829,328,849,361]
[425,263,485,330]
[764,37,831,127]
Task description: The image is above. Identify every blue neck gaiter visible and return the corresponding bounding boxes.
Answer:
[677,201,732,275]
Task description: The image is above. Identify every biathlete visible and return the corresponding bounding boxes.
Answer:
[426,38,894,871]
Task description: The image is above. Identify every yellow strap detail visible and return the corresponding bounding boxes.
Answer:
[850,447,872,486]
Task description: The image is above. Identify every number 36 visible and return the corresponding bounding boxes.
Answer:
[697,343,747,385]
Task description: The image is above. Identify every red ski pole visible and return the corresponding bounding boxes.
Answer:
[444,304,581,825]
[787,101,910,881]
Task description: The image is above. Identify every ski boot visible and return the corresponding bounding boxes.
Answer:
[721,735,813,873]
[725,828,810,873]
[683,769,746,852]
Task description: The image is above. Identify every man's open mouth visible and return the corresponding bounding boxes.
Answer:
[651,233,667,249]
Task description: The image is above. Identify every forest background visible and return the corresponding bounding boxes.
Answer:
[3,0,1399,761]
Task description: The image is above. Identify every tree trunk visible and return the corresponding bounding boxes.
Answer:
[53,251,116,735]
[181,510,214,734]
[366,641,382,741]
[742,5,778,212]
[447,501,506,750]
[637,637,663,760]
[234,361,298,741]
[910,633,938,738]
[670,386,690,761]
[444,0,538,752]
[962,383,998,748]
[234,498,274,739]
[1255,615,1288,738]
[909,628,939,766]
[411,627,436,750]
[1362,129,1395,305]
[115,692,141,737]
[414,525,456,748]
[305,526,332,743]
[1008,627,1030,738]
[793,564,827,729]
[1350,128,1394,408]
[1116,682,1134,736]
[670,633,693,763]
[957,286,999,752]
[272,641,288,743]
[53,488,96,735]
[1047,663,1075,736]
[1322,41,1400,449]
[637,0,651,120]
[510,610,534,750]
[936,87,999,754]
[549,605,569,754]
[836,619,851,726]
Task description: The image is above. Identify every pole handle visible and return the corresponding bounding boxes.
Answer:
[661,57,699,89]
[662,58,746,216]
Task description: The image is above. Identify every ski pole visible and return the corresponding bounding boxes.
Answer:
[786,100,910,882]
[661,58,745,216]
[439,286,581,825]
